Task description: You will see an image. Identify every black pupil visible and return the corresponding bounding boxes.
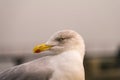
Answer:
[57,38,65,41]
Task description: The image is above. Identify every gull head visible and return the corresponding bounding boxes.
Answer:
[33,30,85,55]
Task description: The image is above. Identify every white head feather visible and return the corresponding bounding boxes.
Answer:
[46,30,85,58]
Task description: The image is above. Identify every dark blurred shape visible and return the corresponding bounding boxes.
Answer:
[100,61,112,70]
[84,51,120,80]
[13,57,24,65]
[115,45,120,68]
[100,45,120,71]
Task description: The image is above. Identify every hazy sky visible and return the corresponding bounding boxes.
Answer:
[0,0,120,56]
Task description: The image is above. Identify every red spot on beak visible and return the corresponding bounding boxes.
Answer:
[34,49,41,53]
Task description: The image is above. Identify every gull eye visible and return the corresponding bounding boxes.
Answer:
[56,37,65,42]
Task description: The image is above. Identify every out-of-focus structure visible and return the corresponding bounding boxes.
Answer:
[0,0,120,80]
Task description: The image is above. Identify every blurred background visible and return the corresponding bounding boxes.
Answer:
[0,0,120,80]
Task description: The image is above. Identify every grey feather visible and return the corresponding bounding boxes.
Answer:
[0,56,53,80]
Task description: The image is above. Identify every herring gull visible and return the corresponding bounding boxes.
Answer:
[0,30,85,80]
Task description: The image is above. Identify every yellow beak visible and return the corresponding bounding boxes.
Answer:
[33,43,52,53]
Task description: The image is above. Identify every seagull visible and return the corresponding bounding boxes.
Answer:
[0,30,85,80]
